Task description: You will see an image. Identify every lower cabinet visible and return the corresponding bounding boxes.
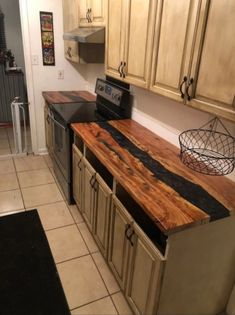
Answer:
[108,196,165,315]
[44,104,53,157]
[93,173,112,258]
[72,144,83,209]
[108,196,133,290]
[82,158,96,231]
[126,223,164,315]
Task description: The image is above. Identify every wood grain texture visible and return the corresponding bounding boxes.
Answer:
[42,91,96,105]
[71,119,235,234]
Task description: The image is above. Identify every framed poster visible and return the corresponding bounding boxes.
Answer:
[39,11,55,66]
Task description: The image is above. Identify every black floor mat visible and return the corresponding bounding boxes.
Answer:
[0,210,70,315]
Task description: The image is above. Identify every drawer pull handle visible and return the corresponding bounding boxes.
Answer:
[118,62,123,77]
[180,76,187,99]
[186,77,194,101]
[121,62,126,78]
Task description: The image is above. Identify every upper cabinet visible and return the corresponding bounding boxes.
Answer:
[79,0,106,26]
[150,0,235,122]
[105,0,157,89]
[62,0,80,63]
[188,0,235,121]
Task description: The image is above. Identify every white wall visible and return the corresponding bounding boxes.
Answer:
[20,0,104,153]
[1,0,25,72]
[131,86,235,182]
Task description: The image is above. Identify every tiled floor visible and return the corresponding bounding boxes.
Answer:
[0,154,133,315]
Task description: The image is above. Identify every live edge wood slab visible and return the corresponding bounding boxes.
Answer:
[71,119,235,235]
[42,90,96,104]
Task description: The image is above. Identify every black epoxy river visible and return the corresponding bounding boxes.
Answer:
[97,121,230,221]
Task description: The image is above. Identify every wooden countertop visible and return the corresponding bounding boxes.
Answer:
[71,119,235,235]
[42,90,96,104]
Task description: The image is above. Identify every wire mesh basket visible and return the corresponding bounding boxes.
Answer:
[179,117,235,176]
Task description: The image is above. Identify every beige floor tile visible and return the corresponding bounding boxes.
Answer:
[0,190,24,213]
[57,255,108,309]
[22,183,63,208]
[77,222,99,253]
[46,225,89,263]
[92,252,120,294]
[0,173,19,192]
[14,155,47,172]
[28,201,74,230]
[68,204,84,224]
[43,154,53,167]
[71,297,118,315]
[0,138,10,149]
[17,168,54,188]
[0,158,15,174]
[111,292,133,315]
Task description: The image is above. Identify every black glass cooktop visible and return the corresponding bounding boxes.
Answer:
[51,102,106,125]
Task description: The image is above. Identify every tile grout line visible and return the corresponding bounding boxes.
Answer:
[12,158,26,211]
[69,294,111,313]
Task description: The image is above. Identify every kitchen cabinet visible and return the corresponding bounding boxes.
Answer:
[109,196,165,315]
[188,0,235,121]
[93,173,112,258]
[44,104,53,157]
[79,0,106,26]
[150,0,235,121]
[82,158,96,231]
[126,222,164,315]
[72,145,83,210]
[62,0,80,63]
[105,0,156,89]
[108,196,133,290]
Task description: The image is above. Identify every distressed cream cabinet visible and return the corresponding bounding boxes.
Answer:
[109,196,165,315]
[79,0,106,26]
[150,0,235,122]
[44,104,53,157]
[72,144,112,257]
[62,0,80,63]
[105,0,156,89]
[72,145,83,211]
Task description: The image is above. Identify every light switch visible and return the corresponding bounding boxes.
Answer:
[32,55,39,65]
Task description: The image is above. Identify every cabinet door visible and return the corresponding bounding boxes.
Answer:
[108,196,132,290]
[122,0,156,88]
[62,0,80,63]
[72,145,83,210]
[126,223,165,315]
[64,40,79,63]
[150,0,206,102]
[105,0,125,79]
[189,0,235,122]
[79,0,106,26]
[44,105,53,156]
[82,158,96,231]
[93,173,112,258]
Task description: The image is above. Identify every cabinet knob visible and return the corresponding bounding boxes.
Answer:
[180,76,187,99]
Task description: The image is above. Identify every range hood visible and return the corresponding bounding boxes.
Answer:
[63,27,105,44]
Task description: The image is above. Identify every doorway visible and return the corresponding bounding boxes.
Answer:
[0,0,32,158]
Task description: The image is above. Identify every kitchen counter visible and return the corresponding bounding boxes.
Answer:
[42,90,96,104]
[72,119,235,235]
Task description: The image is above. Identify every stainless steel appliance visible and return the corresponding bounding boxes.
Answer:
[49,78,131,203]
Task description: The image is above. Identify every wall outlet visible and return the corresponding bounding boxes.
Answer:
[58,69,64,80]
[32,55,39,65]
